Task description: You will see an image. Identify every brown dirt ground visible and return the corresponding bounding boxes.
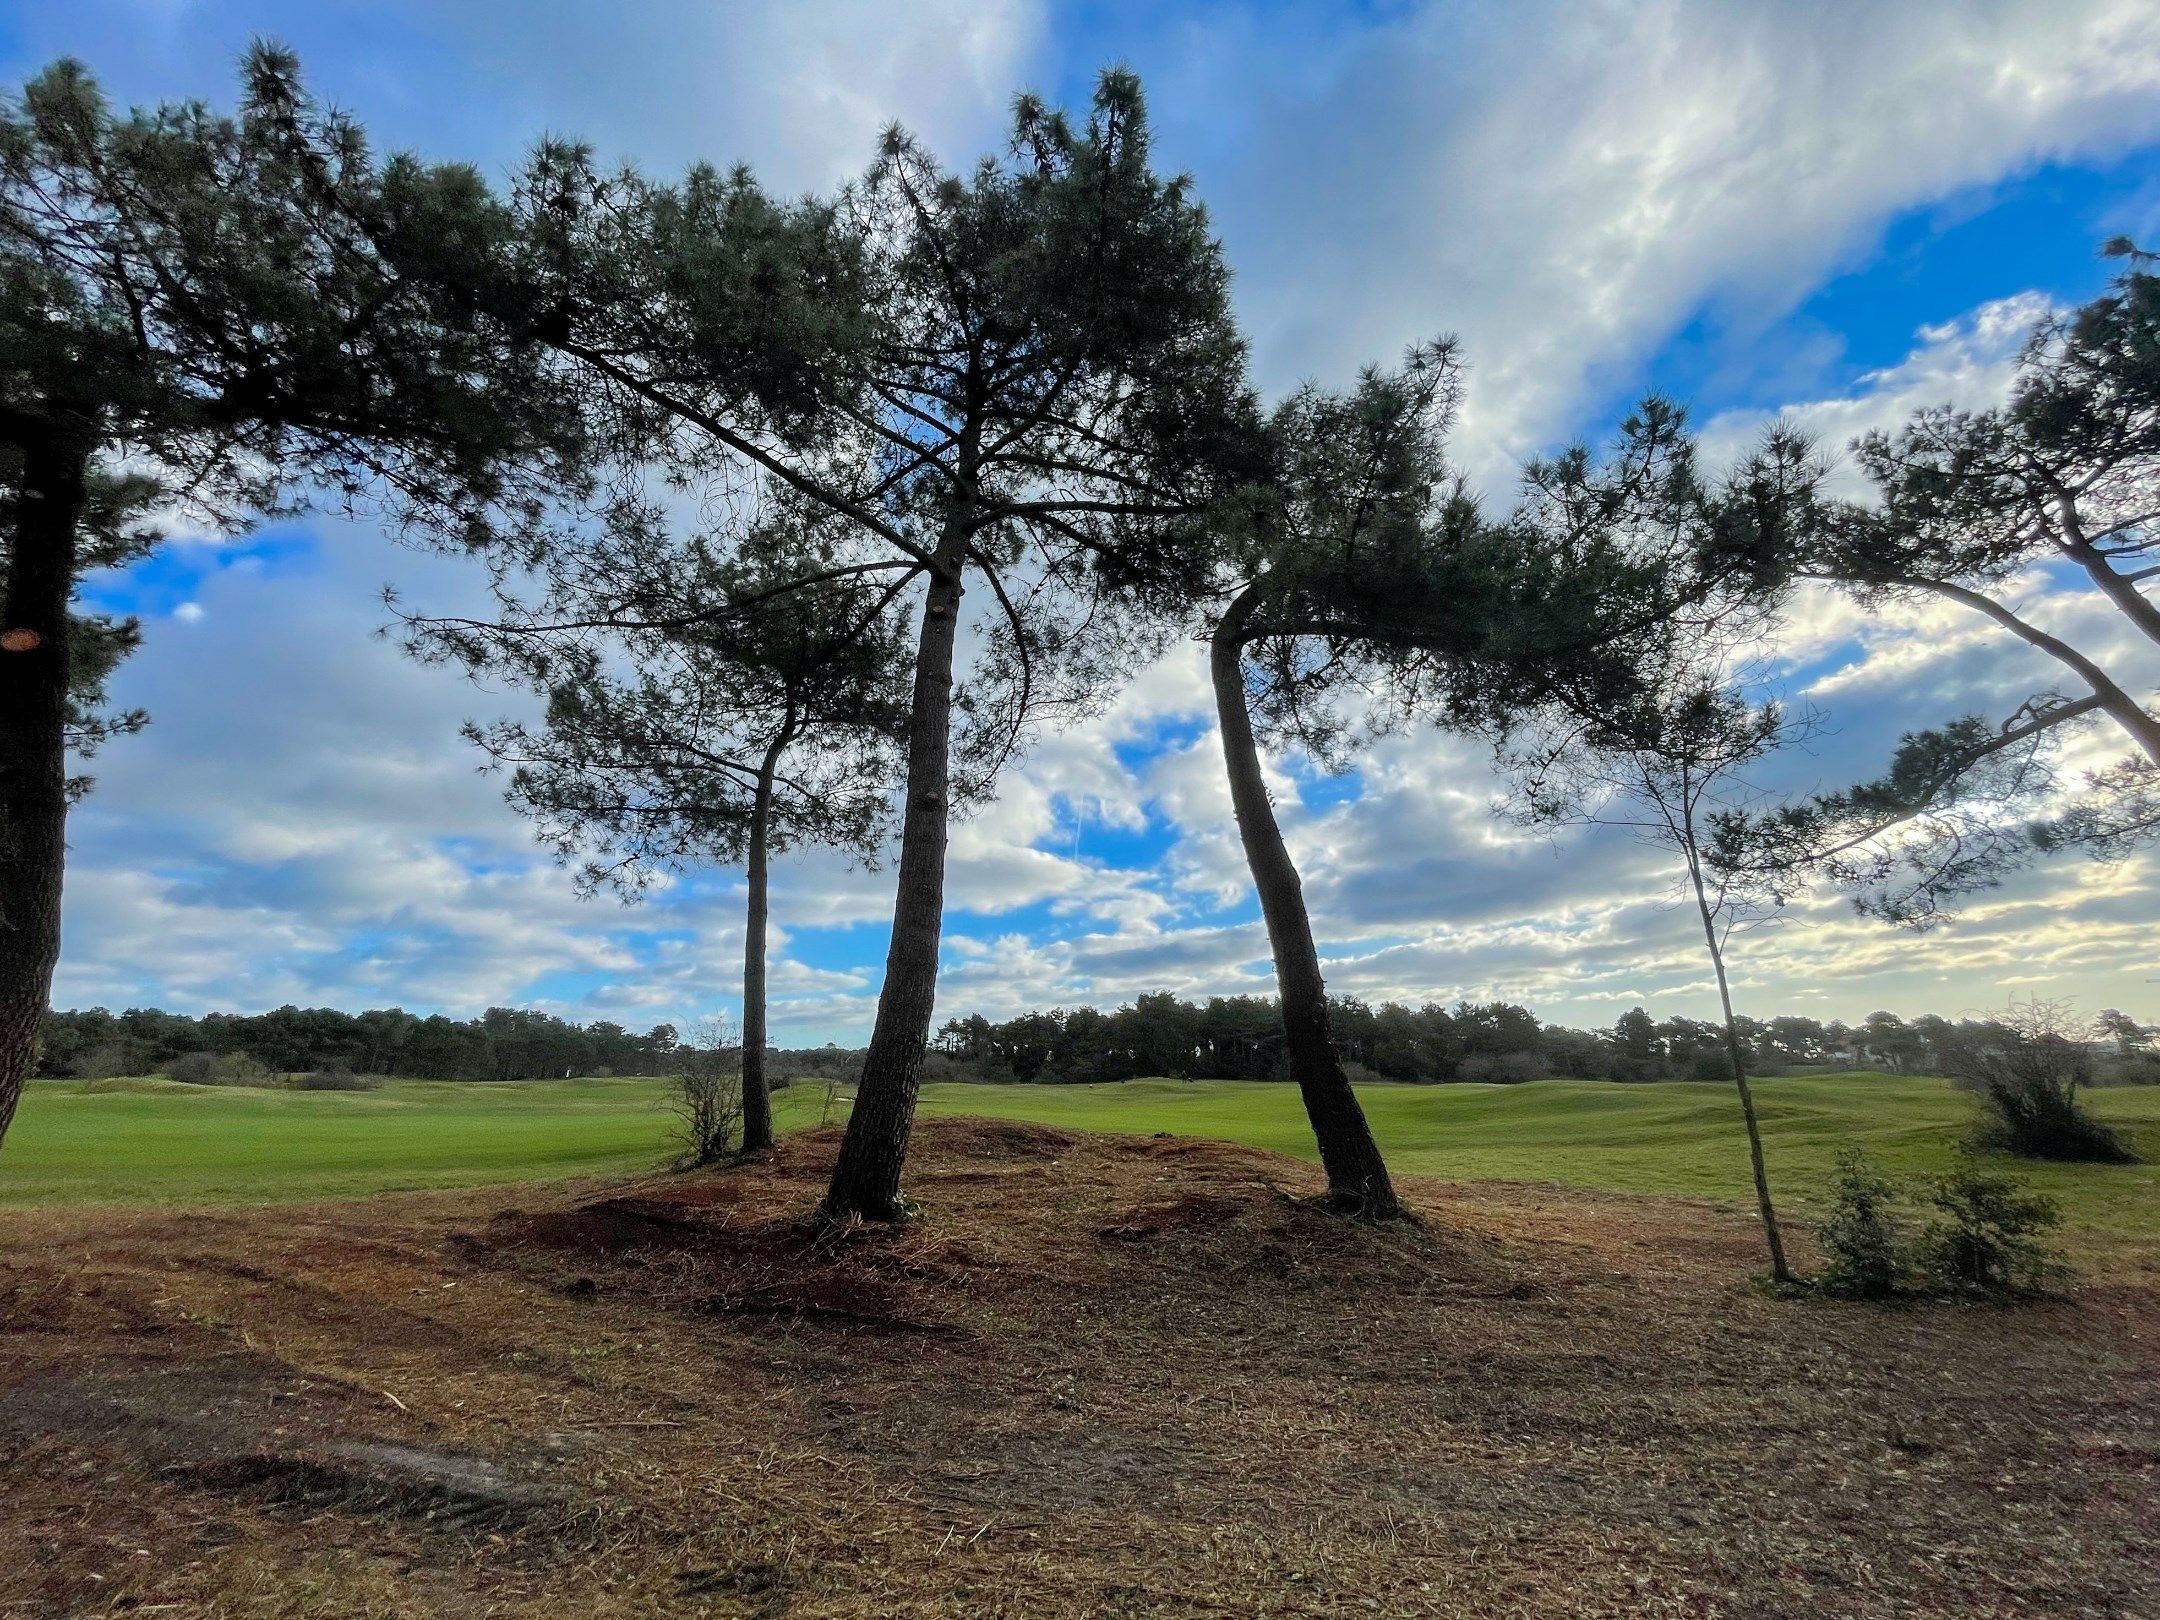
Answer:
[2,1118,2154,1619]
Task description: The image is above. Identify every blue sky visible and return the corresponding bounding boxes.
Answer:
[11,0,2160,1039]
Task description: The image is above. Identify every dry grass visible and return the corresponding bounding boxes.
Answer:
[3,1118,2153,1618]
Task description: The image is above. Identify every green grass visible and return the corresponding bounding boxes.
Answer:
[924,1076,2160,1254]
[7,1073,2157,1255]
[0,1076,832,1208]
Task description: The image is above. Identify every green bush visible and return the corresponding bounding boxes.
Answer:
[169,1051,272,1087]
[1812,1152,2063,1301]
[1815,1150,1904,1299]
[1913,1162,2061,1298]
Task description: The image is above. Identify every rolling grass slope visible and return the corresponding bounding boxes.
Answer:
[6,1073,2156,1251]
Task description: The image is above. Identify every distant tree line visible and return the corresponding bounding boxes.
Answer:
[932,995,2160,1087]
[37,994,2160,1095]
[36,1002,889,1086]
[37,1005,687,1082]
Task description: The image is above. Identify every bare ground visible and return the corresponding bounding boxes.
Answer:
[2,1118,2153,1618]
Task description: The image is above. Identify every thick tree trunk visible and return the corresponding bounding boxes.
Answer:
[1210,582,1402,1218]
[1685,848,1793,1284]
[0,430,88,1154]
[738,741,783,1155]
[822,558,965,1221]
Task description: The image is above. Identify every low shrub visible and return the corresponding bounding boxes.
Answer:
[673,1067,741,1165]
[1944,1000,2137,1162]
[1815,1151,1905,1299]
[1913,1162,2062,1298]
[1811,1152,2063,1302]
[169,1051,272,1087]
[2096,1050,2160,1088]
[1457,1052,1548,1084]
[70,1041,151,1080]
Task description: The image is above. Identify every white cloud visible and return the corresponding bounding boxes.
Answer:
[1694,291,2055,500]
[26,1,2160,1040]
[1143,0,2160,478]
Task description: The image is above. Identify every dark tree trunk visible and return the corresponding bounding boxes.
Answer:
[822,558,965,1221]
[1918,577,2160,767]
[0,429,88,1153]
[1685,847,1793,1284]
[1210,581,1402,1219]
[2059,499,2160,655]
[738,738,784,1155]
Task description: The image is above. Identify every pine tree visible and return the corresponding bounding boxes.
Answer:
[1744,245,2160,917]
[0,50,578,1150]
[413,505,909,1152]
[1207,361,1815,1217]
[460,74,1257,1219]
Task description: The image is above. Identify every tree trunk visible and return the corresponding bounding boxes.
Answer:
[738,739,783,1155]
[0,430,88,1153]
[1210,581,1402,1218]
[1916,577,2160,767]
[1685,846,1793,1284]
[2059,496,2160,654]
[822,558,965,1221]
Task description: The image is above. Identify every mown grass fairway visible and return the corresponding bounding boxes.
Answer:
[8,1072,2157,1257]
[0,1077,834,1208]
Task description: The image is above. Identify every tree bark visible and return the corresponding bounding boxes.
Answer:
[0,429,89,1154]
[1684,844,1793,1284]
[2057,493,2160,654]
[1913,576,2160,767]
[822,556,965,1220]
[1210,581,1402,1218]
[738,737,784,1155]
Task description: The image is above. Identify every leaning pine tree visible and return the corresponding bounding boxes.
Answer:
[1730,242,2160,921]
[462,75,1257,1219]
[411,505,909,1154]
[1200,346,1473,1219]
[0,50,577,1151]
[1204,358,1817,1218]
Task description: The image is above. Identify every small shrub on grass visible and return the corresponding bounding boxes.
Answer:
[1913,1162,2062,1299]
[672,1017,743,1165]
[1944,998,2136,1162]
[1815,1151,1906,1299]
[2096,1049,2160,1088]
[1812,1151,2063,1302]
[294,1065,381,1092]
[1456,1052,1548,1083]
[71,1040,149,1079]
[169,1051,272,1086]
[167,1052,219,1086]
